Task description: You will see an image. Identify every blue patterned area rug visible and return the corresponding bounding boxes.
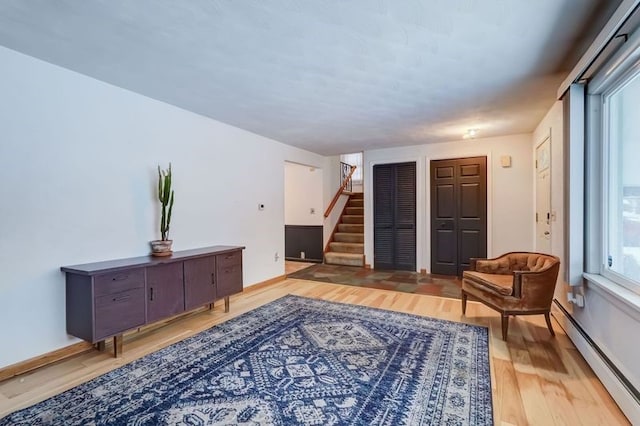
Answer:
[1,295,493,425]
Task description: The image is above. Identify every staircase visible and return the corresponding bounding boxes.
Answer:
[324,193,365,267]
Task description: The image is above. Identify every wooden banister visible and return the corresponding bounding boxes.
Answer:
[324,165,356,218]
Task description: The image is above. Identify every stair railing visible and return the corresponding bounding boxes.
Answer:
[340,161,353,193]
[324,163,356,218]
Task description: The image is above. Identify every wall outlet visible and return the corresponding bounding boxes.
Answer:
[274,252,279,262]
[310,208,315,215]
[300,251,305,259]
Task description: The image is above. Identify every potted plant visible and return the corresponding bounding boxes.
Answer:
[150,163,175,256]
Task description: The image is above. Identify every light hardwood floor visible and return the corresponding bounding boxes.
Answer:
[285,260,316,275]
[0,279,630,425]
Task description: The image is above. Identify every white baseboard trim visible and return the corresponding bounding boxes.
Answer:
[551,302,639,424]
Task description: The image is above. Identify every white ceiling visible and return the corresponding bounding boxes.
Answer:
[0,1,616,155]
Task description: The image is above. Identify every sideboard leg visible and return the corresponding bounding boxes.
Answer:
[209,302,213,310]
[224,296,230,313]
[113,335,123,358]
[96,341,106,352]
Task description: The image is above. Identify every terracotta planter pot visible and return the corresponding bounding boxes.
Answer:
[150,240,173,256]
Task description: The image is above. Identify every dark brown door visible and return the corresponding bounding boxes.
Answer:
[146,262,185,323]
[431,157,487,276]
[184,256,216,310]
[374,162,416,271]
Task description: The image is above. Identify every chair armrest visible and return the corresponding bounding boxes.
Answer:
[513,265,560,305]
[512,271,526,298]
[513,270,551,298]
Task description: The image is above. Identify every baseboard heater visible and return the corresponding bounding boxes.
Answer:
[553,299,640,404]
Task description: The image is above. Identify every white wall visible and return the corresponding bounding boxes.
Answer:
[364,134,533,271]
[323,155,341,210]
[284,162,323,226]
[532,101,565,295]
[0,46,328,369]
[322,156,349,247]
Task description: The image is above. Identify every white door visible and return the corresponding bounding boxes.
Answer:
[535,138,551,253]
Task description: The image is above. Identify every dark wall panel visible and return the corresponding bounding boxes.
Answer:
[284,225,323,262]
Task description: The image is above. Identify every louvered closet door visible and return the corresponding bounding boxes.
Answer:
[373,162,416,271]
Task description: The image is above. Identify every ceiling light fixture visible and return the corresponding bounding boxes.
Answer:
[463,129,478,139]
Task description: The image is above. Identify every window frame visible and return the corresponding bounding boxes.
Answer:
[596,60,640,295]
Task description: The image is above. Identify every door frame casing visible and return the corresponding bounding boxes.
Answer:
[535,134,552,253]
[426,152,493,273]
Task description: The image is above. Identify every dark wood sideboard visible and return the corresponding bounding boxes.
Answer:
[61,245,244,357]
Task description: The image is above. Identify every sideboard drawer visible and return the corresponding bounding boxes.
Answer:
[95,288,145,340]
[217,250,242,268]
[94,268,145,296]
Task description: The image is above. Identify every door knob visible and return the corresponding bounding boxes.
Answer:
[544,231,550,236]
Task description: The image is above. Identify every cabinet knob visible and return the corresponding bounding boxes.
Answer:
[149,287,154,301]
[211,273,215,285]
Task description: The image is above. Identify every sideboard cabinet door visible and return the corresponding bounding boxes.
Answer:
[184,256,216,310]
[146,262,185,323]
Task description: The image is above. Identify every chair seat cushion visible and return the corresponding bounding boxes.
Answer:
[463,271,513,296]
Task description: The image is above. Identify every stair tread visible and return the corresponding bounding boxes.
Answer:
[333,232,364,243]
[329,242,363,249]
[325,252,364,259]
[325,253,364,266]
[328,241,364,254]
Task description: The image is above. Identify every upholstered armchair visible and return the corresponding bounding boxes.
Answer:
[461,252,560,341]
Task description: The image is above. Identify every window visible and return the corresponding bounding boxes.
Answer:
[601,66,640,292]
[340,152,363,184]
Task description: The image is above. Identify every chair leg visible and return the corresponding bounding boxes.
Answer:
[461,292,468,315]
[501,314,509,341]
[544,312,555,337]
